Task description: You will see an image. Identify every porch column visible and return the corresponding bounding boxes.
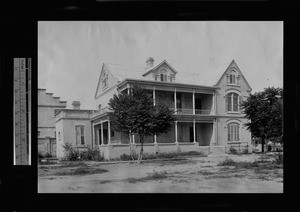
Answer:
[153,86,156,106]
[153,86,157,143]
[101,121,104,146]
[193,119,196,143]
[108,120,111,144]
[212,119,217,146]
[213,91,216,115]
[193,89,195,115]
[174,88,177,114]
[175,121,178,143]
[132,134,135,144]
[92,123,95,146]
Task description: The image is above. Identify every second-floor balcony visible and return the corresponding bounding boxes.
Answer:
[169,108,214,115]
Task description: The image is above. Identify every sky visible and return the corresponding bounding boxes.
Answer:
[38,21,283,109]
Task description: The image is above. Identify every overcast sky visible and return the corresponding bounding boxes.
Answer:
[38,21,283,109]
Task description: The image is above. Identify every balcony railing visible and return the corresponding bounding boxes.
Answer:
[170,108,214,115]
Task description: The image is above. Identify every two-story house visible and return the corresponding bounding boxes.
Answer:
[55,58,252,159]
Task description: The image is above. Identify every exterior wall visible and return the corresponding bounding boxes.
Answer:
[55,110,94,158]
[217,117,252,152]
[38,89,67,156]
[95,86,118,110]
[55,118,65,158]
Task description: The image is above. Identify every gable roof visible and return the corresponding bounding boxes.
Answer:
[142,60,178,76]
[105,63,147,82]
[95,59,252,94]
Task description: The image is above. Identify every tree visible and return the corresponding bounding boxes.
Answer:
[108,83,176,163]
[241,87,283,153]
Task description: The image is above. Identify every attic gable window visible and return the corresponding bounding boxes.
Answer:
[227,69,240,85]
[102,72,108,89]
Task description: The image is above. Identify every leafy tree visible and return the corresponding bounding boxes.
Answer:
[108,83,176,163]
[241,87,283,152]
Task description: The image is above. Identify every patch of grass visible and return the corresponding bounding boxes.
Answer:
[197,170,214,175]
[55,167,108,176]
[217,158,236,166]
[59,161,87,168]
[126,171,168,183]
[99,180,113,184]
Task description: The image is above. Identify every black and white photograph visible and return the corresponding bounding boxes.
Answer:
[37,21,283,193]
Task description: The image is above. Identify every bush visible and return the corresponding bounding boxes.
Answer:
[44,152,53,158]
[229,146,238,154]
[80,146,104,161]
[218,158,236,166]
[38,151,44,159]
[119,153,138,161]
[274,153,283,164]
[62,143,80,161]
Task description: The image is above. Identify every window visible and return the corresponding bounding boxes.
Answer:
[160,74,164,81]
[75,126,85,145]
[102,72,108,89]
[58,132,61,140]
[228,123,240,142]
[229,70,236,84]
[227,92,239,112]
[38,131,40,137]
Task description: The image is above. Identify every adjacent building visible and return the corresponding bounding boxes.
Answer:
[38,89,67,156]
[54,58,252,159]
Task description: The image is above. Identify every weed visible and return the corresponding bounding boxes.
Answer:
[218,158,236,166]
[55,167,108,176]
[197,170,214,175]
[126,171,168,183]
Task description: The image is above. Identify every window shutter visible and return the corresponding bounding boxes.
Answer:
[225,94,228,112]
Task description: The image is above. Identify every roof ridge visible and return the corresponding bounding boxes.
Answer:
[105,62,146,69]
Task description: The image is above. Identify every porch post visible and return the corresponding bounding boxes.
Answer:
[175,121,178,143]
[132,134,135,144]
[153,86,156,106]
[193,118,196,143]
[193,89,195,115]
[212,119,217,146]
[213,91,216,115]
[108,120,111,144]
[92,123,95,146]
[153,86,157,143]
[101,121,104,145]
[174,88,177,114]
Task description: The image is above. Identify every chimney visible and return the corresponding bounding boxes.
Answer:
[72,101,81,110]
[146,57,154,68]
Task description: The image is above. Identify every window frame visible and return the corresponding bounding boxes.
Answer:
[75,125,85,146]
[227,122,240,142]
[226,91,240,113]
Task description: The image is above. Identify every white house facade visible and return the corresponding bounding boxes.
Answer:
[54,58,252,159]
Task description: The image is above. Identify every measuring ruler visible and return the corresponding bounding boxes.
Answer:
[14,58,31,165]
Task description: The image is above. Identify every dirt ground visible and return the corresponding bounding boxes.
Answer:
[38,153,283,193]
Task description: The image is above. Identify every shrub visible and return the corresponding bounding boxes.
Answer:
[38,151,44,160]
[80,146,104,161]
[119,153,138,161]
[229,146,238,155]
[274,153,283,165]
[62,143,80,161]
[44,152,53,158]
[218,158,236,166]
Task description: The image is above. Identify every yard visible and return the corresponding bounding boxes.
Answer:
[38,153,283,193]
